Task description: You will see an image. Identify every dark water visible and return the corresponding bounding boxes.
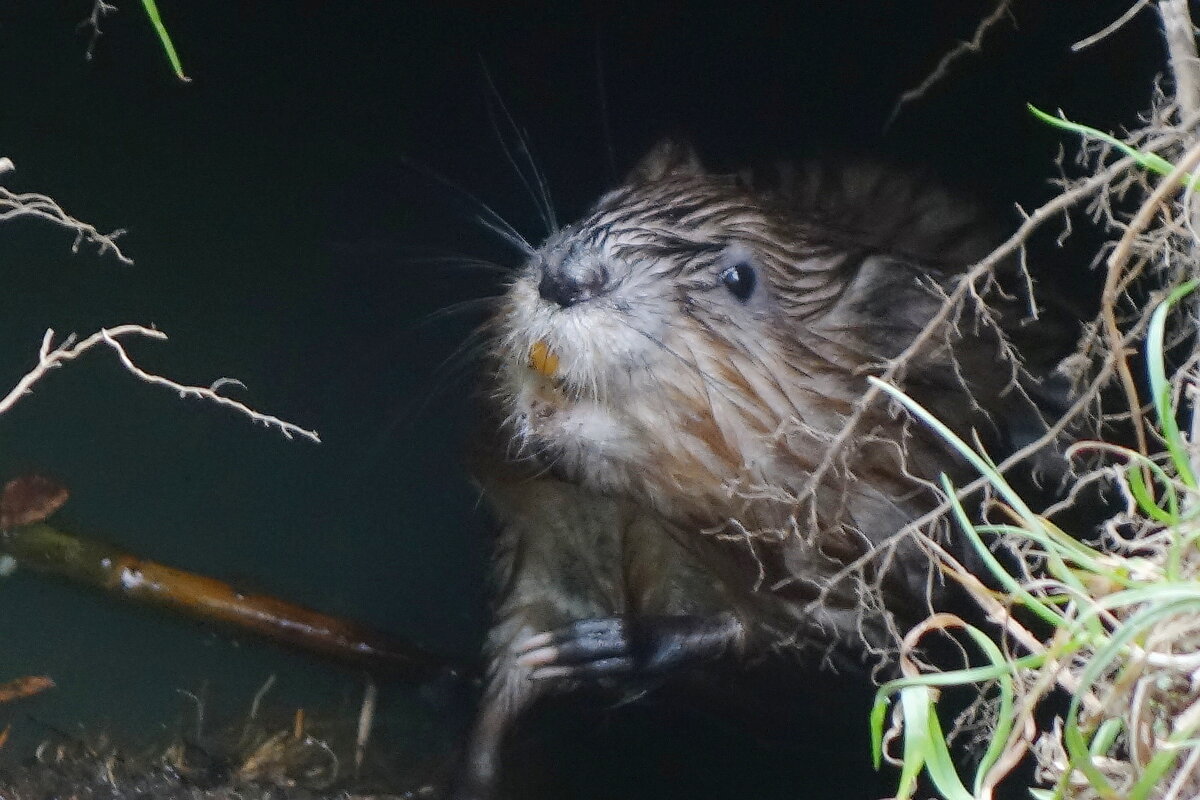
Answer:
[0,0,1162,796]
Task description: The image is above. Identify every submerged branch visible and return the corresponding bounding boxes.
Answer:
[0,474,449,681]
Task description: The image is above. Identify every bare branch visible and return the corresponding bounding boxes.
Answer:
[100,330,321,442]
[0,158,132,263]
[885,0,1014,129]
[0,326,156,416]
[0,325,320,443]
[1071,0,1152,52]
[1161,0,1200,122]
[78,0,118,61]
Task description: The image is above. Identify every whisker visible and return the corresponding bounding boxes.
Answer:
[592,26,618,186]
[480,62,559,236]
[420,296,502,326]
[378,329,495,446]
[612,315,744,411]
[477,214,536,257]
[433,330,494,389]
[399,155,535,256]
[401,250,516,276]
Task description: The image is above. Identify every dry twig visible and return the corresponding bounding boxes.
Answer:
[0,326,320,442]
[1071,0,1153,52]
[885,0,1014,128]
[0,157,130,263]
[78,0,118,61]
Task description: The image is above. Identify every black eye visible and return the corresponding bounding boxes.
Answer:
[719,262,756,302]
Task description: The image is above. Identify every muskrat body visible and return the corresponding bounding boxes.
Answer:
[457,141,1064,798]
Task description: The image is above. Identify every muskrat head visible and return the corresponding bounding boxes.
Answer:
[489,141,862,519]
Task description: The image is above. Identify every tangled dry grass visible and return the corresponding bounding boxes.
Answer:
[869,2,1200,798]
[0,707,427,800]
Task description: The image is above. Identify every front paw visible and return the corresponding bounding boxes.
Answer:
[515,613,742,680]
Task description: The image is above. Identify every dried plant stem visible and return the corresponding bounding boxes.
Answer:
[1071,0,1152,52]
[1102,139,1200,461]
[929,536,1104,716]
[1160,0,1200,505]
[1162,0,1200,122]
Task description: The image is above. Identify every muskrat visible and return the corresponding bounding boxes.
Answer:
[455,140,1068,798]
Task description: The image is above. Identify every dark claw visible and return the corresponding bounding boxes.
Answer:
[516,613,742,680]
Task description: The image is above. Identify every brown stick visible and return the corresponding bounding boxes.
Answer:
[0,675,54,704]
[1,521,451,680]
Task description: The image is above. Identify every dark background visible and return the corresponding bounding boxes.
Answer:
[0,0,1164,796]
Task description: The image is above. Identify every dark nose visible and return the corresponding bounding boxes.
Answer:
[537,262,607,308]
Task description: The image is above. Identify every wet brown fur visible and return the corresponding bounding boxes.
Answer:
[457,141,1065,798]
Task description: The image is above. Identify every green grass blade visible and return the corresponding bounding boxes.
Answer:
[868,377,1040,531]
[1062,596,1200,797]
[870,695,889,769]
[140,0,189,82]
[959,627,1017,794]
[1129,743,1185,800]
[1028,104,1200,190]
[920,700,975,800]
[1089,718,1123,757]
[1147,280,1200,490]
[895,686,931,799]
[1126,458,1179,523]
[940,474,1067,628]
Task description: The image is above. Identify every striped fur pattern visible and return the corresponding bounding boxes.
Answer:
[487,141,1021,609]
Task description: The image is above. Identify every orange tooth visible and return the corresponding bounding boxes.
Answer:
[528,340,560,377]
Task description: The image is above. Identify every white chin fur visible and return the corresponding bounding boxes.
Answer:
[495,272,668,490]
[504,367,647,493]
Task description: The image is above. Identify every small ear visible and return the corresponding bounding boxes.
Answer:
[624,139,704,184]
